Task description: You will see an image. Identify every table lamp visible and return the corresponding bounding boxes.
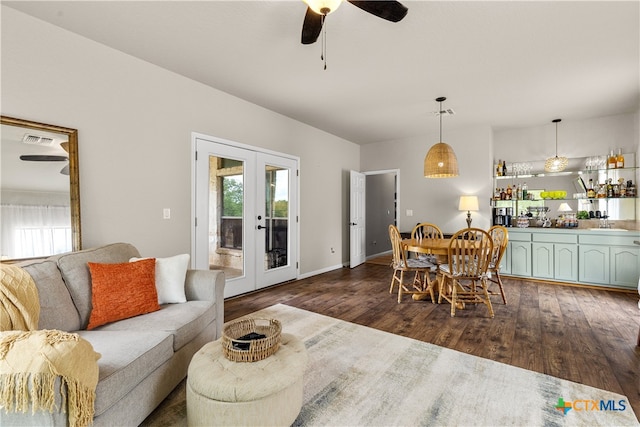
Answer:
[458,195,479,228]
[558,203,572,215]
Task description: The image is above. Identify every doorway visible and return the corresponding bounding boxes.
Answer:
[192,135,299,298]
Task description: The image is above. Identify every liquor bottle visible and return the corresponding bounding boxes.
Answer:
[522,182,528,200]
[516,183,522,200]
[496,160,502,177]
[627,180,636,197]
[502,161,507,177]
[616,148,624,168]
[587,179,596,199]
[608,150,617,169]
[506,185,512,200]
[606,178,614,198]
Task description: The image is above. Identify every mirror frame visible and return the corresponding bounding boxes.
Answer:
[1,115,81,258]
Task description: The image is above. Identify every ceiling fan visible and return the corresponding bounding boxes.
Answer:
[301,0,409,45]
[20,140,70,176]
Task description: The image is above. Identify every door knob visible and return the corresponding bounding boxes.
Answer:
[350,222,357,226]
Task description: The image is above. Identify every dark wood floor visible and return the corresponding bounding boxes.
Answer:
[225,262,640,417]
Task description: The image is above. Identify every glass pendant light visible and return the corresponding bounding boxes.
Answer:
[544,118,568,172]
[424,97,459,178]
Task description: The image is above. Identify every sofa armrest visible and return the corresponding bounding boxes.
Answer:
[185,269,225,339]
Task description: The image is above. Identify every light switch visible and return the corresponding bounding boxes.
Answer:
[163,208,171,219]
[406,209,413,217]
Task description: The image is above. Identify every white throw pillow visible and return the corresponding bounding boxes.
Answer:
[130,254,189,304]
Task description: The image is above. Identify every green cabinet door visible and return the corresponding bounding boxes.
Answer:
[532,242,554,279]
[510,241,531,277]
[579,245,609,284]
[554,243,578,282]
[609,246,640,289]
[500,240,511,275]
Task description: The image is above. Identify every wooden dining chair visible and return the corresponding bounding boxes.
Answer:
[487,225,509,304]
[438,228,495,317]
[388,224,438,303]
[410,222,445,264]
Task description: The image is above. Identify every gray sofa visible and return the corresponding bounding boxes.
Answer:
[1,242,225,426]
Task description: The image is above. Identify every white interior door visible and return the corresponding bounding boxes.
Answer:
[193,135,298,298]
[350,170,366,268]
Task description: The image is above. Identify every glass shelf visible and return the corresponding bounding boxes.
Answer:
[492,197,637,204]
[494,166,639,180]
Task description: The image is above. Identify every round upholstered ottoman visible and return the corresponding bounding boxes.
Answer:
[187,333,308,426]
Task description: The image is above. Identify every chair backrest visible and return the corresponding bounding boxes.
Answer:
[411,222,444,241]
[388,224,408,269]
[488,225,509,268]
[447,228,494,277]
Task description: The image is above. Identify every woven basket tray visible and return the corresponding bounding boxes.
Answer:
[222,318,281,362]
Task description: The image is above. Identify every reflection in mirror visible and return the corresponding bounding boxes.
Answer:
[1,116,80,260]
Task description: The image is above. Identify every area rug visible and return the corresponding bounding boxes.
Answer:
[143,304,639,426]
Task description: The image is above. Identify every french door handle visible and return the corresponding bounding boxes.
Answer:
[257,225,265,230]
[350,222,357,226]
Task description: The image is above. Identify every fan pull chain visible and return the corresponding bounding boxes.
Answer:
[321,15,327,70]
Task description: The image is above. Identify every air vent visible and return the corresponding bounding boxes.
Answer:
[22,134,55,146]
[434,108,456,117]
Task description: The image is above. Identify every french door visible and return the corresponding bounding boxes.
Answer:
[193,135,298,298]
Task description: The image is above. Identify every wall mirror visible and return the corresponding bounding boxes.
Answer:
[1,116,81,261]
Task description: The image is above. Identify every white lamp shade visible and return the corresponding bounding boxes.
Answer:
[558,203,572,212]
[459,195,479,212]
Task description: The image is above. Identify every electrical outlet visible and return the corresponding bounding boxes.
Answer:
[406,209,413,217]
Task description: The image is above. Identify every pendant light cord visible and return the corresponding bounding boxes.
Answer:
[439,100,443,142]
[555,121,558,157]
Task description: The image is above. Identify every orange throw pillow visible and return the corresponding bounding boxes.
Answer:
[86,258,160,330]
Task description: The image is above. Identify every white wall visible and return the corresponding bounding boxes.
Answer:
[1,6,358,275]
[361,125,494,234]
[494,113,639,162]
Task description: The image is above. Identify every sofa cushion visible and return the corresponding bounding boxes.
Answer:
[77,330,173,417]
[56,243,141,329]
[130,254,189,304]
[21,259,81,331]
[96,300,215,351]
[86,259,160,330]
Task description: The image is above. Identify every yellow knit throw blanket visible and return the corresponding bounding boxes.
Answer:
[0,264,100,427]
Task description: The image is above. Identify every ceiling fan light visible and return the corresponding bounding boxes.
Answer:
[424,142,459,178]
[304,0,342,15]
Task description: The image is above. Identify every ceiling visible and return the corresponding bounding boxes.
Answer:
[1,124,70,192]
[4,1,639,145]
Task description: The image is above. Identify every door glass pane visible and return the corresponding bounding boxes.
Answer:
[264,166,289,271]
[209,155,244,279]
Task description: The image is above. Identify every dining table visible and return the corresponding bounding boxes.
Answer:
[401,237,451,301]
[401,236,479,304]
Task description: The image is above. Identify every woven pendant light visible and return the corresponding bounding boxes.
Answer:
[424,97,459,178]
[544,118,568,172]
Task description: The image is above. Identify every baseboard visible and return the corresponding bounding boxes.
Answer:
[298,263,344,280]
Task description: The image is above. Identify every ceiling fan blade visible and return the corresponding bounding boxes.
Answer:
[301,6,324,45]
[347,1,408,22]
[20,155,68,162]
